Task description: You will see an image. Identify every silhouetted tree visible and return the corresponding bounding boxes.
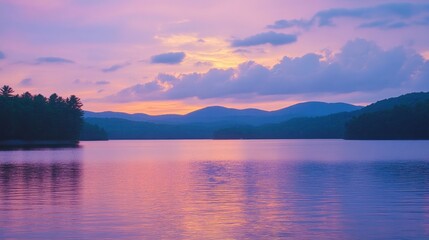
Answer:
[0,85,14,97]
[0,86,84,142]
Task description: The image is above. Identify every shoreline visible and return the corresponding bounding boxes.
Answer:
[0,140,79,149]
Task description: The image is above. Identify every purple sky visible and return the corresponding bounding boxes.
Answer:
[1,0,429,114]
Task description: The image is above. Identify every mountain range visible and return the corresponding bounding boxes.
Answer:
[84,102,361,125]
[82,92,429,140]
[82,101,361,139]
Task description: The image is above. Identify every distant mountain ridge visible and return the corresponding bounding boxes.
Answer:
[84,101,362,125]
[81,92,429,140]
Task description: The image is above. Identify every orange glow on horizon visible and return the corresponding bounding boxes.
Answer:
[83,100,300,115]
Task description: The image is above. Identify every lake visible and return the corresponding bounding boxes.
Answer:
[1,140,429,239]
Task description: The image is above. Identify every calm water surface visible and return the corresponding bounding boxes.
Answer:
[1,140,429,239]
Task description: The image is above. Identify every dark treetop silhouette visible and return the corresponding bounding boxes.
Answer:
[0,85,83,144]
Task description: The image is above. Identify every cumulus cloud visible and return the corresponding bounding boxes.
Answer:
[150,52,186,64]
[267,3,429,30]
[112,79,165,102]
[102,62,130,73]
[0,51,5,60]
[35,57,74,64]
[19,78,33,86]
[231,31,297,47]
[108,39,429,102]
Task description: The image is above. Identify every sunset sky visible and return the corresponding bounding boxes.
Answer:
[1,0,429,114]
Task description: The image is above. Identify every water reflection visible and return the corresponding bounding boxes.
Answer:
[0,140,429,239]
[0,162,82,208]
[182,160,429,239]
[0,149,82,239]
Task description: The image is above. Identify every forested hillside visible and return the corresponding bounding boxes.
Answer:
[0,85,83,142]
[214,92,429,140]
[345,100,429,140]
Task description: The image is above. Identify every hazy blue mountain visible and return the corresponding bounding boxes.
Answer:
[185,106,265,118]
[181,107,264,124]
[272,102,361,116]
[84,111,182,122]
[83,101,361,140]
[84,101,361,125]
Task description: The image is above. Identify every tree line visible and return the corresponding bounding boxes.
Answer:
[0,85,83,141]
[345,100,429,139]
